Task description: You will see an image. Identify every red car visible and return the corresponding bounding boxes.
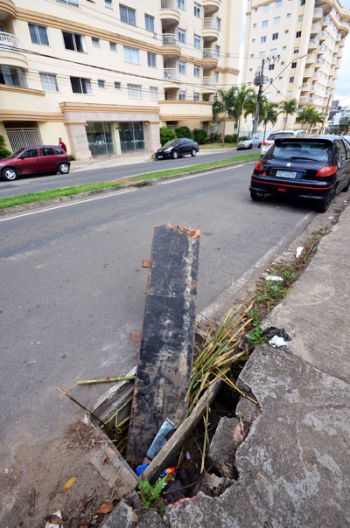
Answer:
[0,145,70,181]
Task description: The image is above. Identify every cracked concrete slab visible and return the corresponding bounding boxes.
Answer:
[165,346,350,528]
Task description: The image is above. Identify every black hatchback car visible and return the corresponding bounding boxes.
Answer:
[155,138,199,160]
[249,135,350,212]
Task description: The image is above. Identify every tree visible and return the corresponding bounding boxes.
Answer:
[260,101,279,141]
[338,115,350,134]
[232,85,257,140]
[279,99,298,130]
[160,127,176,146]
[213,87,237,143]
[296,106,324,133]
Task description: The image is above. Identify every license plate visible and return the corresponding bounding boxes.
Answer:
[157,155,163,159]
[276,170,297,179]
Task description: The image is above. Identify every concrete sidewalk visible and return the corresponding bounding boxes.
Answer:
[164,206,350,527]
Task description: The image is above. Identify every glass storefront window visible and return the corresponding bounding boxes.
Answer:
[86,122,114,157]
[119,122,145,152]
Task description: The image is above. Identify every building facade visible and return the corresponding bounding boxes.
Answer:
[0,0,242,159]
[243,0,350,130]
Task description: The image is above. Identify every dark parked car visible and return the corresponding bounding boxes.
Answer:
[156,138,199,160]
[249,135,350,212]
[0,145,70,181]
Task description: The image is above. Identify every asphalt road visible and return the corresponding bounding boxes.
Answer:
[0,162,315,464]
[0,148,258,198]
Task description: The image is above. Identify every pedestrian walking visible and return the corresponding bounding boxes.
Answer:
[58,137,67,153]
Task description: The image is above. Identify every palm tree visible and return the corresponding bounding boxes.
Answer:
[296,106,324,133]
[260,101,279,141]
[279,99,298,130]
[213,88,237,143]
[233,85,257,140]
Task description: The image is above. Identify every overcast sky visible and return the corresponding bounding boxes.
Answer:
[334,0,350,105]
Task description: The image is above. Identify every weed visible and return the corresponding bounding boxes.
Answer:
[137,476,168,509]
[247,327,269,345]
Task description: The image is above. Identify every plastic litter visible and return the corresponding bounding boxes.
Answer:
[262,327,291,342]
[146,418,176,459]
[45,510,62,528]
[296,246,304,259]
[265,275,283,282]
[269,335,288,348]
[136,463,149,476]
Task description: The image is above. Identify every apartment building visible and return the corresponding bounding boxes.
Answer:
[0,0,242,159]
[243,0,350,130]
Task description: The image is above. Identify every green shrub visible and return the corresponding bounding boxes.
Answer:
[0,135,12,160]
[160,127,176,146]
[239,136,249,141]
[68,154,76,161]
[208,132,220,143]
[224,134,238,144]
[175,126,192,139]
[192,128,208,145]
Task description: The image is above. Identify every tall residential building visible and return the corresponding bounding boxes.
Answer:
[0,0,242,159]
[243,0,350,130]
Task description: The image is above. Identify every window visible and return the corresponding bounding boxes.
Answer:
[70,76,91,93]
[179,90,186,100]
[294,48,299,54]
[298,15,304,21]
[41,147,56,156]
[63,32,85,52]
[124,46,139,64]
[194,34,201,49]
[276,0,282,7]
[178,28,186,43]
[286,12,291,17]
[263,4,269,12]
[261,36,267,43]
[285,29,289,33]
[193,92,200,101]
[127,83,142,99]
[98,79,105,88]
[120,4,136,26]
[296,31,302,38]
[110,42,117,51]
[194,65,201,77]
[259,51,265,58]
[40,72,58,92]
[0,65,27,87]
[114,81,121,90]
[145,14,154,32]
[274,16,280,25]
[105,0,112,7]
[147,51,156,68]
[178,0,185,10]
[268,63,275,70]
[56,0,79,5]
[194,2,201,17]
[289,77,294,82]
[92,37,100,47]
[291,61,297,68]
[178,61,186,74]
[272,32,279,40]
[253,23,257,28]
[21,148,38,158]
[300,0,305,5]
[252,38,256,43]
[270,48,277,56]
[149,86,158,100]
[29,24,49,45]
[262,20,268,28]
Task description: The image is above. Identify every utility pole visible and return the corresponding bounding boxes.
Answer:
[252,58,265,136]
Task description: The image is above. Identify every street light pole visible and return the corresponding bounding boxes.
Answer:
[252,58,265,136]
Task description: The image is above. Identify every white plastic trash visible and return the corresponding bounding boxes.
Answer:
[265,275,283,282]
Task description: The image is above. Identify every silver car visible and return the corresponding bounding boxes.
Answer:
[237,135,261,150]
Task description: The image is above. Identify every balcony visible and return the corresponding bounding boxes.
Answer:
[0,32,28,68]
[301,83,312,91]
[203,17,220,42]
[303,67,315,78]
[159,100,213,121]
[162,33,181,57]
[308,38,318,49]
[163,67,180,88]
[202,47,219,68]
[311,22,322,34]
[0,0,16,20]
[203,0,221,15]
[202,76,217,94]
[160,0,180,26]
[313,7,323,19]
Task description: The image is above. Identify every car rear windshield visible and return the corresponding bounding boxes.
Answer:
[267,132,292,141]
[269,141,331,162]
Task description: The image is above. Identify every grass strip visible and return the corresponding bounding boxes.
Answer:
[0,153,259,211]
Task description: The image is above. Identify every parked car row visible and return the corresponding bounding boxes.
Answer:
[0,146,70,181]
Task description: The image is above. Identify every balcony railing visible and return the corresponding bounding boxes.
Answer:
[161,0,176,8]
[203,17,220,30]
[203,48,219,59]
[164,68,179,81]
[162,33,178,46]
[313,7,323,18]
[0,32,21,49]
[203,76,216,86]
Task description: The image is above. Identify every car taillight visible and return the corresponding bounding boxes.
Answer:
[261,142,269,147]
[315,165,337,178]
[255,160,264,172]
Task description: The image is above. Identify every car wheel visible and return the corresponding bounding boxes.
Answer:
[250,190,265,202]
[172,151,178,159]
[2,167,18,181]
[57,162,70,175]
[316,188,335,213]
[191,149,197,157]
[342,177,350,192]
